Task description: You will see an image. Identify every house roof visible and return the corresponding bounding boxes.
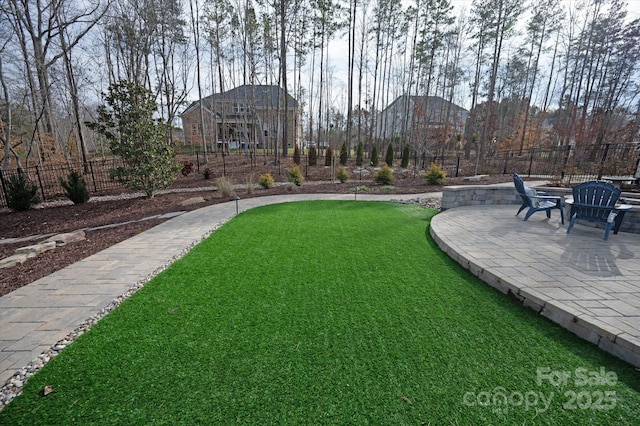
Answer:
[384,95,468,115]
[181,85,297,116]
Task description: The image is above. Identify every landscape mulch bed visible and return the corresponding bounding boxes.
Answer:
[0,172,514,297]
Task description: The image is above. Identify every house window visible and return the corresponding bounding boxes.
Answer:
[191,123,198,135]
[234,103,245,113]
[264,130,268,137]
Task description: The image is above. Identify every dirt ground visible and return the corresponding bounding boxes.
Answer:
[0,171,515,297]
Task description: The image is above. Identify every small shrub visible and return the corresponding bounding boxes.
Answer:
[401,144,410,168]
[374,164,394,185]
[423,163,446,185]
[259,173,275,189]
[385,143,394,166]
[214,176,234,197]
[370,145,379,166]
[6,173,39,211]
[59,171,90,204]
[356,142,364,167]
[325,145,333,166]
[336,167,350,183]
[288,164,304,186]
[339,142,348,166]
[308,146,318,166]
[181,161,194,176]
[203,168,211,179]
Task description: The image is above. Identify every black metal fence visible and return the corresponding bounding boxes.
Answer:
[417,143,639,183]
[1,143,638,209]
[0,158,126,209]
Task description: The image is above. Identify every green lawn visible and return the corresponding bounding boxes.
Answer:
[1,201,639,425]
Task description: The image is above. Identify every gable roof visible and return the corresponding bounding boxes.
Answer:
[384,95,468,115]
[181,85,297,116]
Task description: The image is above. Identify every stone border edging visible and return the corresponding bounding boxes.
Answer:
[429,209,640,369]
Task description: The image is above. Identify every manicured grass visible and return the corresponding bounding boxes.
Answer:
[1,201,639,424]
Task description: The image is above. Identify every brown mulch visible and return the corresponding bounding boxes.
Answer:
[0,173,514,297]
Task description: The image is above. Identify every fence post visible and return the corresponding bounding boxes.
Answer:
[0,170,7,208]
[502,150,509,175]
[35,165,46,201]
[89,160,98,192]
[561,145,572,180]
[527,148,535,177]
[597,143,610,180]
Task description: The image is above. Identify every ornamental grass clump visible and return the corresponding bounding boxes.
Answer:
[245,174,255,194]
[214,176,234,197]
[423,163,446,185]
[374,164,394,185]
[259,172,275,189]
[60,171,90,204]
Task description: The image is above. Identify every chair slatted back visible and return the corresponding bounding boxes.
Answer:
[513,174,533,208]
[572,181,621,222]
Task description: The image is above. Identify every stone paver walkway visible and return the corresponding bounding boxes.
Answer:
[430,205,640,367]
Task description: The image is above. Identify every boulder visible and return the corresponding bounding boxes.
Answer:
[15,241,57,257]
[0,253,30,269]
[180,197,206,207]
[44,230,86,246]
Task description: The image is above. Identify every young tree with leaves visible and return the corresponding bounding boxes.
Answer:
[86,80,179,198]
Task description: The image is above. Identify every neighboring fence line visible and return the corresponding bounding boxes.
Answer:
[0,143,638,209]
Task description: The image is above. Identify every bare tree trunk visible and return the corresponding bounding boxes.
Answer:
[346,0,357,155]
[189,0,208,163]
[280,0,288,158]
[56,13,90,172]
[0,55,12,171]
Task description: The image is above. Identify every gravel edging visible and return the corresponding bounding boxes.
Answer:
[0,220,228,410]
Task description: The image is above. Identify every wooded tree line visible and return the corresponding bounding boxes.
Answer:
[0,0,639,172]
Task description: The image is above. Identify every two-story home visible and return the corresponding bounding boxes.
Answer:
[181,85,300,151]
[375,95,468,147]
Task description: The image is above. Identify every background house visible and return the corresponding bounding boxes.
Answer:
[375,95,468,150]
[181,85,300,152]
